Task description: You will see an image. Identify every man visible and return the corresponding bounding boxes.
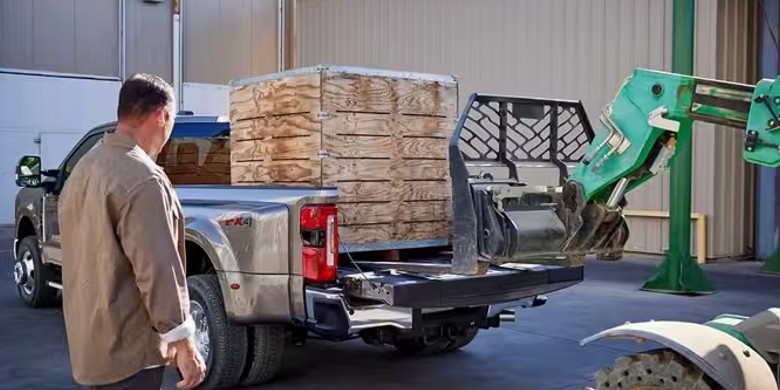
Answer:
[58,74,206,389]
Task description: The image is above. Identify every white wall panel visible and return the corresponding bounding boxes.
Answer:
[0,71,121,225]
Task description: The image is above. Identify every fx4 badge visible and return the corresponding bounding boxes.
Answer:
[222,214,254,227]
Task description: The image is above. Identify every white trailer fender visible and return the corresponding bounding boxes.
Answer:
[580,321,778,390]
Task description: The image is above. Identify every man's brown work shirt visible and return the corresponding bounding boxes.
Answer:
[58,131,193,386]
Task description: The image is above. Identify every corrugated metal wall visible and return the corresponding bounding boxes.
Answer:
[295,0,757,259]
[183,0,279,85]
[0,0,120,77]
[0,0,281,85]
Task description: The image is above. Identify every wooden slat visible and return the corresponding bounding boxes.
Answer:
[321,135,448,159]
[339,221,450,244]
[231,160,320,184]
[398,138,448,159]
[324,113,455,138]
[232,113,320,141]
[322,159,448,183]
[337,181,451,202]
[164,163,230,175]
[321,71,458,117]
[322,135,392,159]
[232,136,318,162]
[338,200,450,225]
[161,152,231,165]
[229,73,321,120]
[168,173,231,185]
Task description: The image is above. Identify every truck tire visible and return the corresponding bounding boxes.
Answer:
[593,349,721,390]
[240,325,285,386]
[14,236,58,308]
[187,274,248,390]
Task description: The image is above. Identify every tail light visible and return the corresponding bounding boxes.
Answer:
[300,204,338,283]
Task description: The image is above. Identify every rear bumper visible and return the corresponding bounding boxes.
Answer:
[304,263,583,338]
[304,288,415,337]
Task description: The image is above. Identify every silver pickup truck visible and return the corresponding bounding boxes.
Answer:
[12,94,593,389]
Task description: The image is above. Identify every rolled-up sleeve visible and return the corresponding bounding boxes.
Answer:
[117,176,193,342]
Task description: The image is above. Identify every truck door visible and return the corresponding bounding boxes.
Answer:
[41,132,104,265]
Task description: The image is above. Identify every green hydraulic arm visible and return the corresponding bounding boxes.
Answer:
[562,67,780,269]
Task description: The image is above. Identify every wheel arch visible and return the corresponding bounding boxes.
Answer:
[185,240,216,276]
[580,321,778,390]
[15,216,37,258]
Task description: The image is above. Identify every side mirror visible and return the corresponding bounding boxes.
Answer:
[15,155,42,188]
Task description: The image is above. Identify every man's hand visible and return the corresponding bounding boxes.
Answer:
[171,337,206,389]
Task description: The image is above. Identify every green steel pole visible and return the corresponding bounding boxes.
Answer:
[642,0,715,294]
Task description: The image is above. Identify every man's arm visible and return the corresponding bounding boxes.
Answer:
[116,176,194,342]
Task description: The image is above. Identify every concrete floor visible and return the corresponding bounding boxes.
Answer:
[2,227,779,390]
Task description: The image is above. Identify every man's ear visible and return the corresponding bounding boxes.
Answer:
[153,106,167,127]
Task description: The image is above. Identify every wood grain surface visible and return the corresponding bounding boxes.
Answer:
[231,160,320,184]
[232,136,318,162]
[321,71,457,117]
[339,221,451,244]
[230,73,320,120]
[324,112,454,138]
[338,201,451,225]
[337,180,451,203]
[232,113,320,141]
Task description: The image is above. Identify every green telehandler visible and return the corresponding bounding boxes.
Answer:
[563,68,780,390]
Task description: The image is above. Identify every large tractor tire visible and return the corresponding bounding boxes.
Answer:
[593,349,721,390]
[187,274,248,390]
[240,324,285,386]
[14,236,58,308]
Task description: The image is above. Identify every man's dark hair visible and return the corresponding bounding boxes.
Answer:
[117,73,175,121]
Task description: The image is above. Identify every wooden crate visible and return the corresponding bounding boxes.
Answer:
[229,65,459,248]
[157,138,231,185]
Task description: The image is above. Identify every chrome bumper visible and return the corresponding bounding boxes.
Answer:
[304,287,534,338]
[304,288,415,336]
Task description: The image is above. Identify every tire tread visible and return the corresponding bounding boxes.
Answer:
[187,274,248,390]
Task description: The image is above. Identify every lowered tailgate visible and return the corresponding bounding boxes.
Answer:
[338,257,583,309]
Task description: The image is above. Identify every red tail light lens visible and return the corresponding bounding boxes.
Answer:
[300,204,338,283]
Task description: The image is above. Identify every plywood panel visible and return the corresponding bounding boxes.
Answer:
[230,73,321,120]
